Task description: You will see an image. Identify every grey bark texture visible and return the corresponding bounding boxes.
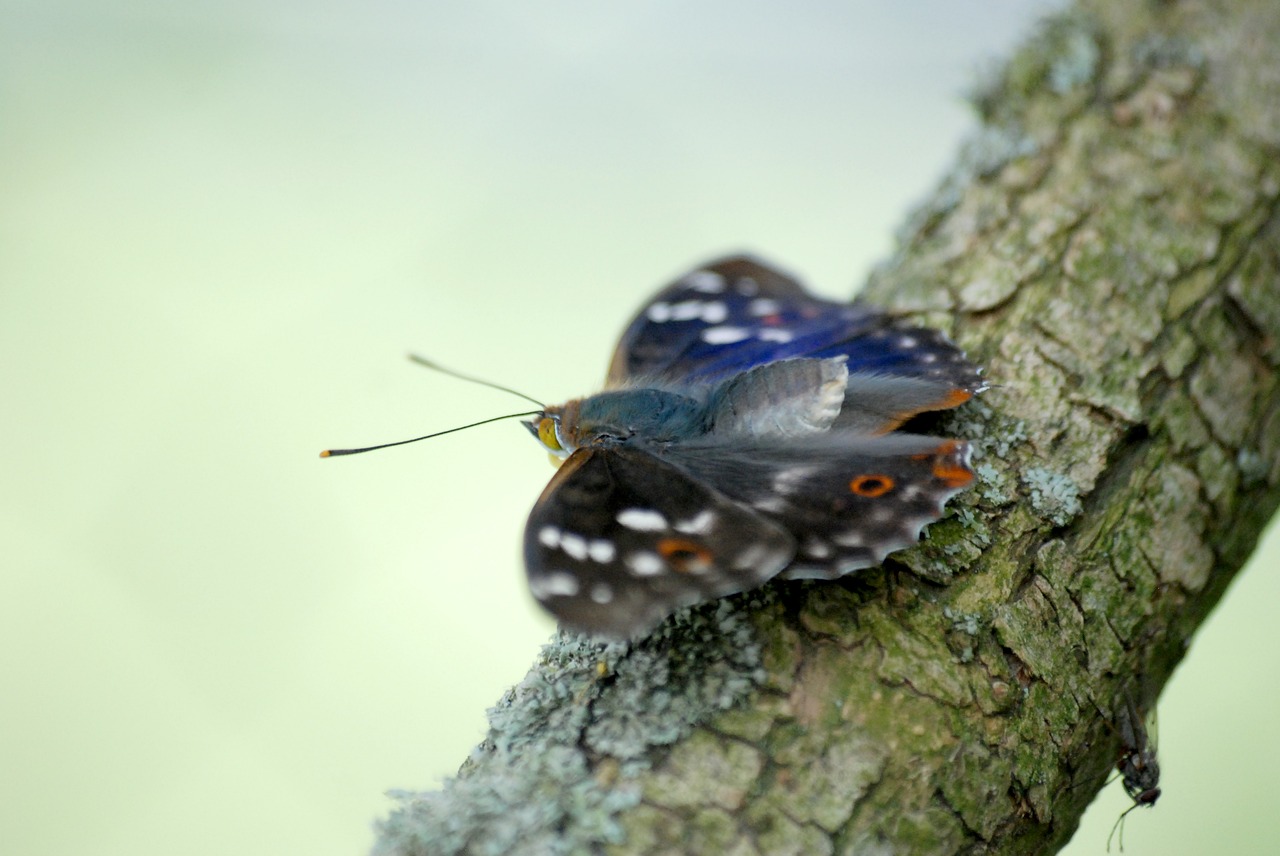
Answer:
[374,1,1280,853]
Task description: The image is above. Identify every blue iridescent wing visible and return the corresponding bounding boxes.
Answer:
[606,256,985,411]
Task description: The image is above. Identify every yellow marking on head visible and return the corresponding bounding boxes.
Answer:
[537,416,561,451]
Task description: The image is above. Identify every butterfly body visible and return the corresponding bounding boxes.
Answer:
[523,256,985,638]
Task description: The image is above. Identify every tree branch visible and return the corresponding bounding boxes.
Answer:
[374,1,1280,853]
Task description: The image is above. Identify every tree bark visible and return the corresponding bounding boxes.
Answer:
[374,1,1280,853]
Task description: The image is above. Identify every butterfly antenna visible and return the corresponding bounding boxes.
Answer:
[320,410,540,458]
[408,353,544,407]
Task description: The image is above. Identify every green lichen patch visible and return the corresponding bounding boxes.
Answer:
[890,125,1032,256]
[1137,462,1215,591]
[893,516,984,584]
[951,532,1034,612]
[683,808,755,856]
[1196,440,1238,519]
[375,741,638,856]
[1189,310,1264,447]
[868,802,968,856]
[992,582,1079,689]
[375,600,768,855]
[760,728,889,834]
[939,742,1015,840]
[1006,683,1084,823]
[788,639,882,730]
[968,634,1022,715]
[972,11,1102,123]
[585,600,768,760]
[1227,241,1280,366]
[797,580,873,638]
[641,730,763,812]
[712,691,789,744]
[870,611,972,708]
[1159,324,1200,379]
[1064,570,1127,678]
[1152,390,1213,454]
[1022,466,1084,527]
[743,803,833,856]
[1131,32,1207,75]
[1099,531,1160,640]
[960,399,1030,463]
[604,802,661,854]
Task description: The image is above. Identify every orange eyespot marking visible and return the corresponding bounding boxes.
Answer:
[849,474,895,497]
[657,538,714,574]
[932,441,975,488]
[537,417,561,451]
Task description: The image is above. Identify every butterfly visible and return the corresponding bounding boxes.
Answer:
[522,255,985,638]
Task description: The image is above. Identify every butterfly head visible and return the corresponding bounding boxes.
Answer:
[524,402,578,460]
[526,389,708,462]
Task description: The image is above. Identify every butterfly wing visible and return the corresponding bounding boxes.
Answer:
[525,445,795,637]
[661,432,975,580]
[524,256,983,636]
[606,256,985,411]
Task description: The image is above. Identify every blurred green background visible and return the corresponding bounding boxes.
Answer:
[2,2,1276,854]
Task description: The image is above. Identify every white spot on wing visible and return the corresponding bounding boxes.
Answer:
[684,270,726,293]
[757,328,793,343]
[771,466,818,494]
[587,539,616,563]
[701,326,751,344]
[530,571,580,599]
[834,530,865,547]
[868,506,895,525]
[559,533,588,561]
[617,508,668,531]
[671,299,709,321]
[700,301,728,324]
[646,302,672,322]
[732,542,789,572]
[590,582,614,604]
[803,538,832,559]
[674,510,716,535]
[751,496,788,513]
[626,551,664,576]
[537,526,561,548]
[749,298,780,316]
